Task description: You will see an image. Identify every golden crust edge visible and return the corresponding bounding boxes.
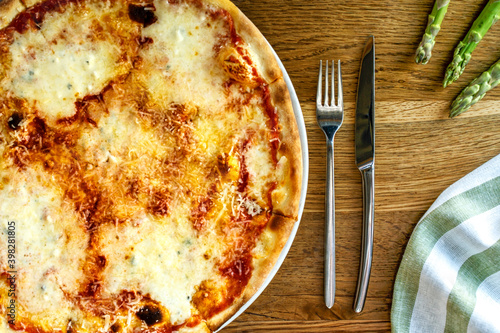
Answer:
[205,214,297,331]
[269,78,303,220]
[205,0,282,83]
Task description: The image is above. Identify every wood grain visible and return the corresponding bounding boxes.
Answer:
[224,0,500,331]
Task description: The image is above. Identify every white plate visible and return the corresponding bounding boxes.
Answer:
[217,44,309,331]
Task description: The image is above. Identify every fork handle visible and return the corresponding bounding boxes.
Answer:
[353,166,374,313]
[324,138,336,309]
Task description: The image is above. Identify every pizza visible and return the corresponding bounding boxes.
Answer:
[0,0,302,332]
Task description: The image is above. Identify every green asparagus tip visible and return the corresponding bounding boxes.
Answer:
[443,0,500,87]
[449,59,500,117]
[443,61,460,88]
[449,105,466,118]
[415,50,429,65]
[415,0,451,65]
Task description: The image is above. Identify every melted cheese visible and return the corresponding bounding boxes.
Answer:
[98,212,221,325]
[138,0,228,110]
[79,97,171,166]
[193,111,240,160]
[0,166,89,328]
[1,1,132,122]
[4,36,119,121]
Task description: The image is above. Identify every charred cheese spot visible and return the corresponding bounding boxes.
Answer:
[136,304,163,326]
[7,112,23,130]
[110,323,121,332]
[128,3,158,28]
[1,97,29,133]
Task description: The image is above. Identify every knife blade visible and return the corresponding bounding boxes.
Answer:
[353,35,375,313]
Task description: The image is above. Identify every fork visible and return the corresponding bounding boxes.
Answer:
[316,60,343,309]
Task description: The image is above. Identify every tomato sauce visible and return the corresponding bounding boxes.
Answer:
[260,85,281,164]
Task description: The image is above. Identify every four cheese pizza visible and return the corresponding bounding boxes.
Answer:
[0,0,302,332]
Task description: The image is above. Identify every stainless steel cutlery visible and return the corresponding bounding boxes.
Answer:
[316,36,375,312]
[316,60,344,309]
[353,35,376,314]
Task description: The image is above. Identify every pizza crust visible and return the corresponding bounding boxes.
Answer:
[269,78,303,220]
[205,214,297,331]
[206,0,282,84]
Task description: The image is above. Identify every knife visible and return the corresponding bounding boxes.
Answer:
[353,35,375,313]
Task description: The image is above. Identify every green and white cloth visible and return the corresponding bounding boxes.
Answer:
[392,154,500,333]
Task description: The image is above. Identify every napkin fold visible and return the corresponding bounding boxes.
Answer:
[392,154,500,333]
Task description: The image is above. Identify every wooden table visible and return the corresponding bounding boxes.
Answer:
[223,0,500,331]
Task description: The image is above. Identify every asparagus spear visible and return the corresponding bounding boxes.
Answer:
[450,58,500,117]
[415,0,450,64]
[443,0,500,87]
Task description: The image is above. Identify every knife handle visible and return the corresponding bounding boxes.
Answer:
[324,138,336,309]
[354,166,374,313]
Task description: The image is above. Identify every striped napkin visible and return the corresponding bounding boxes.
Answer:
[392,154,500,333]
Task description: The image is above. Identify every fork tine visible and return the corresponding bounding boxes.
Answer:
[324,60,329,106]
[331,60,335,107]
[317,60,323,107]
[337,60,343,107]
